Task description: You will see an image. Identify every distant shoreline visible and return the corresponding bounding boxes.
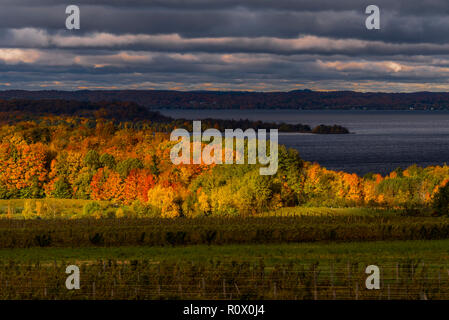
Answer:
[2,89,449,110]
[155,107,449,112]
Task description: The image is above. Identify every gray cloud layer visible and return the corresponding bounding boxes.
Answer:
[0,0,449,91]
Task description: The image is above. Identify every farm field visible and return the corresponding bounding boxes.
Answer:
[1,239,449,264]
[0,240,448,299]
[1,212,449,247]
[0,201,448,299]
[0,204,447,300]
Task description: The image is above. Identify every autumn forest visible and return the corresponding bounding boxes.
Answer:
[0,101,447,219]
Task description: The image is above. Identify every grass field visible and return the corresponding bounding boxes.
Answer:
[0,198,404,218]
[0,239,448,265]
[0,198,111,219]
[0,199,447,299]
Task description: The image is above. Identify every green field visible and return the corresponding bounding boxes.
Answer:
[0,240,448,300]
[0,198,398,219]
[0,240,448,265]
[0,200,448,299]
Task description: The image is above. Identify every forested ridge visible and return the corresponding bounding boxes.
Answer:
[2,89,449,110]
[0,99,348,134]
[0,114,448,219]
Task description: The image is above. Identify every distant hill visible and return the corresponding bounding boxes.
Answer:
[0,99,169,122]
[0,99,349,134]
[1,89,448,110]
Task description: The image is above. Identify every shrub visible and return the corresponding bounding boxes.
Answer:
[34,233,52,247]
[82,201,101,217]
[89,232,104,245]
[36,201,50,218]
[130,201,158,218]
[22,200,36,219]
[115,207,126,218]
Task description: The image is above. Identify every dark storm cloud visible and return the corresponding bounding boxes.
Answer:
[0,1,448,42]
[4,0,449,14]
[1,0,449,91]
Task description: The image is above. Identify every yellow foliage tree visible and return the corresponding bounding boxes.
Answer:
[147,185,181,218]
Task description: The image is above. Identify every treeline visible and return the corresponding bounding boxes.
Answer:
[170,119,349,134]
[3,89,449,110]
[311,124,350,134]
[0,99,349,134]
[0,99,166,122]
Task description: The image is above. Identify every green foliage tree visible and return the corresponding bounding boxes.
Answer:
[99,153,116,169]
[116,158,143,179]
[73,171,93,199]
[51,178,72,199]
[84,150,101,170]
[376,176,422,208]
[149,154,161,177]
[23,127,51,144]
[19,183,44,199]
[432,183,449,216]
[276,146,304,205]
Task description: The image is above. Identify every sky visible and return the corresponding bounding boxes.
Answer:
[1,0,449,92]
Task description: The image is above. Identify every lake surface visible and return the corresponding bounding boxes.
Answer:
[158,109,449,175]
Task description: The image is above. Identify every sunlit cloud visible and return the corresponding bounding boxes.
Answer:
[7,29,449,57]
[0,48,41,64]
[318,60,407,73]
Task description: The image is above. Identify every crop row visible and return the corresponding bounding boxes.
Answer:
[0,216,448,248]
[0,259,447,300]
